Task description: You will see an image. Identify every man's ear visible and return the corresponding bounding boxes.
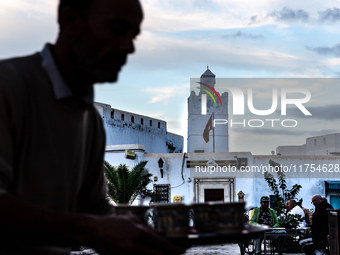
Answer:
[58,7,83,39]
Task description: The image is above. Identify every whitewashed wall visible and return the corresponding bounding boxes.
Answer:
[252,155,340,210]
[104,146,191,205]
[143,153,192,204]
[95,102,183,154]
[277,133,340,156]
[104,145,340,210]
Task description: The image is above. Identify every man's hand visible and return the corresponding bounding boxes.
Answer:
[305,227,310,234]
[84,214,184,255]
[0,195,184,254]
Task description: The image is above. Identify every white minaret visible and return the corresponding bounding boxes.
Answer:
[187,67,229,153]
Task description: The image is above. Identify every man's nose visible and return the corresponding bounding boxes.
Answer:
[120,34,135,54]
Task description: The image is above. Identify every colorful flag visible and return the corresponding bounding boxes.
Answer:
[203,113,213,143]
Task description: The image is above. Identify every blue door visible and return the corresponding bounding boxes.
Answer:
[330,195,340,209]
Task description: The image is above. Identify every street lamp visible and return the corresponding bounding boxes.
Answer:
[158,158,164,178]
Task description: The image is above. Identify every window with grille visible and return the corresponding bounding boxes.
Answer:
[153,184,170,203]
[329,183,340,189]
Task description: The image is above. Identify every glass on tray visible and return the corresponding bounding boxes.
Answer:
[152,203,190,237]
[191,202,245,234]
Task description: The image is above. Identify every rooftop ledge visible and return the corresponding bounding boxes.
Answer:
[105,144,146,152]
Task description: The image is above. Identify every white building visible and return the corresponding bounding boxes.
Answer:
[99,69,340,211]
[95,102,183,153]
[277,133,340,156]
[104,146,340,210]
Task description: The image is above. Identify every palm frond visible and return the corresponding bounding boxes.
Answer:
[104,160,152,205]
[116,164,129,204]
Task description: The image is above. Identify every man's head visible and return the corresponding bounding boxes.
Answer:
[286,199,296,211]
[56,0,143,85]
[260,196,270,211]
[311,194,323,207]
[58,0,93,18]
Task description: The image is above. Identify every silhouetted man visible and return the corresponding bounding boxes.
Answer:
[0,0,181,254]
[303,194,333,255]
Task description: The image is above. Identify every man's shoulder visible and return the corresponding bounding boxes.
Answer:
[0,53,42,77]
[302,207,310,212]
[325,202,334,210]
[268,208,277,215]
[293,205,304,213]
[249,207,260,217]
[0,52,40,65]
[0,53,46,91]
[320,201,333,209]
[249,207,260,222]
[253,207,260,212]
[0,53,48,104]
[315,201,333,213]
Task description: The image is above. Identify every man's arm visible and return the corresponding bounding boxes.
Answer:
[249,208,259,225]
[271,210,280,228]
[0,194,182,255]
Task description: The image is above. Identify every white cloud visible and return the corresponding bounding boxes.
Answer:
[0,0,57,57]
[143,85,188,105]
[133,31,322,77]
[140,0,339,32]
[321,58,340,67]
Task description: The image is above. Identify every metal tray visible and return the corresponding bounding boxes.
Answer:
[166,225,268,247]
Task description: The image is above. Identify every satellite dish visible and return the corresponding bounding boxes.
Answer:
[271,151,275,155]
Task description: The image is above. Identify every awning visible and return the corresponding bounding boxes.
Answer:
[326,181,340,189]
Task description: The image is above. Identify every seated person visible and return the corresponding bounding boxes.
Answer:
[287,199,306,229]
[302,195,333,255]
[296,201,313,227]
[250,196,286,255]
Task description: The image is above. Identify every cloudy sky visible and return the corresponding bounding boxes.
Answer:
[1,0,340,154]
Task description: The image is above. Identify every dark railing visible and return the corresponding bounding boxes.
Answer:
[328,209,340,255]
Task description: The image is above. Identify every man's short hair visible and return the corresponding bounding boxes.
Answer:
[58,0,94,17]
[288,199,296,206]
[313,194,322,200]
[260,196,270,202]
